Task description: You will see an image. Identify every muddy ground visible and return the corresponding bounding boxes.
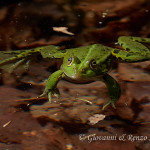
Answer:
[0,0,150,150]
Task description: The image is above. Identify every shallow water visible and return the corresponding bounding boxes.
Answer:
[0,0,150,150]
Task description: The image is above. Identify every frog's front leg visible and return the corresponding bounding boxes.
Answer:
[99,73,121,110]
[39,70,64,102]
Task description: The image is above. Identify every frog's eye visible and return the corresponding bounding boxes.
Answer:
[67,57,73,66]
[90,59,97,69]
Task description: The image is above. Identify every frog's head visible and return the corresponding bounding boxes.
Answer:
[61,54,111,80]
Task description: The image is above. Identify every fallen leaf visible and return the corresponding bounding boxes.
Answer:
[53,27,74,35]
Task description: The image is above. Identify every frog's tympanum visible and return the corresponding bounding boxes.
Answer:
[0,36,150,109]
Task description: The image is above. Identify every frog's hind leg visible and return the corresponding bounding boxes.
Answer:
[8,58,26,73]
[124,36,150,43]
[112,36,150,62]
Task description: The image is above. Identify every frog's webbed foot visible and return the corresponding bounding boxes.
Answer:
[38,88,60,103]
[102,99,116,110]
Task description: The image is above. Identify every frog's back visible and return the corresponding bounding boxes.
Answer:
[65,44,112,64]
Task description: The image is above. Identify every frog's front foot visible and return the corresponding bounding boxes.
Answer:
[102,73,121,110]
[38,88,60,103]
[102,99,116,110]
[38,70,63,102]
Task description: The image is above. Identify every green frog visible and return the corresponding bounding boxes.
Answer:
[0,36,150,109]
